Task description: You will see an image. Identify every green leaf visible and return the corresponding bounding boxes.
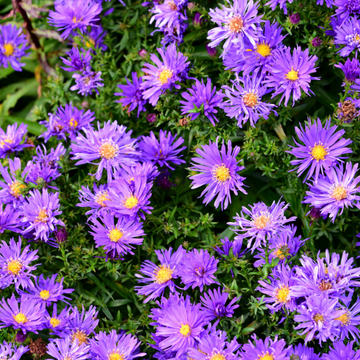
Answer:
[108,299,132,307]
[1,115,44,136]
[120,31,129,51]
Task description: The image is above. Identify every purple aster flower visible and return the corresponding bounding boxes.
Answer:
[188,331,240,360]
[207,0,263,58]
[0,341,28,360]
[193,12,205,26]
[286,344,320,360]
[39,113,67,143]
[325,14,344,36]
[333,0,360,19]
[334,58,360,83]
[53,103,95,140]
[311,37,323,47]
[140,43,190,105]
[58,305,99,345]
[54,227,68,243]
[206,44,217,58]
[289,12,300,24]
[19,274,74,307]
[147,113,157,123]
[215,237,249,259]
[89,330,145,360]
[265,0,293,14]
[138,130,186,170]
[0,237,38,290]
[200,287,239,322]
[294,294,345,344]
[135,246,185,303]
[44,304,71,335]
[322,340,360,360]
[229,199,296,252]
[0,204,22,233]
[0,24,29,72]
[254,225,306,267]
[257,264,298,313]
[61,47,92,72]
[77,183,110,218]
[0,123,32,158]
[334,17,360,56]
[264,46,319,106]
[303,162,360,221]
[189,138,247,210]
[48,0,102,39]
[84,26,108,52]
[154,296,205,358]
[287,119,352,182]
[221,72,277,128]
[335,294,360,341]
[179,249,218,291]
[33,143,66,169]
[240,335,289,360]
[180,78,224,126]
[24,161,61,189]
[160,21,188,46]
[317,0,334,7]
[89,212,145,257]
[70,121,139,182]
[106,177,153,220]
[0,294,45,334]
[46,337,90,360]
[114,72,147,117]
[21,188,64,242]
[71,67,104,96]
[115,162,160,185]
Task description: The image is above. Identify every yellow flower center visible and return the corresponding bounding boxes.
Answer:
[243,92,258,108]
[253,214,270,229]
[167,0,177,10]
[313,313,324,323]
[71,330,88,345]
[154,265,173,284]
[95,191,110,207]
[179,323,191,337]
[256,43,271,57]
[99,142,118,160]
[158,69,173,85]
[108,353,124,360]
[3,43,14,57]
[228,15,244,33]
[331,184,347,201]
[39,290,50,300]
[9,181,27,198]
[318,280,332,291]
[286,67,299,81]
[311,144,328,161]
[69,118,78,128]
[36,209,48,223]
[335,311,350,326]
[213,164,231,183]
[274,245,289,260]
[0,138,13,148]
[209,353,226,360]
[14,313,28,324]
[86,37,95,47]
[7,260,22,275]
[258,354,273,360]
[109,228,123,242]
[123,195,139,209]
[50,317,61,327]
[355,34,360,42]
[275,285,290,303]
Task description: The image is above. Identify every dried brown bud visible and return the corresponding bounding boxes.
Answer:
[28,338,47,358]
[178,117,189,126]
[337,99,359,123]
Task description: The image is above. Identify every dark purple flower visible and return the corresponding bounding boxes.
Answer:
[61,47,92,72]
[206,44,217,58]
[289,12,300,24]
[15,331,28,343]
[147,114,157,123]
[335,58,360,83]
[311,37,322,47]
[54,228,68,243]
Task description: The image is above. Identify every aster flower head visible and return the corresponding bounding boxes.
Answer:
[322,341,360,360]
[90,330,145,360]
[39,113,67,143]
[77,183,110,218]
[216,237,249,259]
[240,335,289,360]
[83,26,108,52]
[264,46,318,106]
[335,57,360,84]
[334,16,360,56]
[180,78,224,126]
[0,24,29,72]
[70,121,139,182]
[0,123,32,158]
[138,130,186,170]
[115,162,160,186]
[200,287,240,322]
[106,177,153,220]
[71,67,104,96]
[0,204,22,234]
[229,199,296,252]
[24,160,61,189]
[287,118,352,182]
[61,47,92,72]
[19,274,74,307]
[207,0,263,58]
[303,162,360,221]
[46,336,90,360]
[190,138,247,210]
[0,341,28,360]
[140,43,190,106]
[179,249,219,291]
[44,304,71,335]
[21,188,64,242]
[287,344,320,360]
[0,294,45,333]
[135,246,185,303]
[265,0,293,14]
[48,0,102,39]
[334,0,360,19]
[33,143,66,169]
[115,72,147,117]
[221,71,277,128]
[89,212,145,257]
[0,237,39,290]
[294,294,344,344]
